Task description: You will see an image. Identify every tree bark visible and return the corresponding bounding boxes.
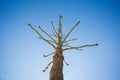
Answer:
[50,47,64,80]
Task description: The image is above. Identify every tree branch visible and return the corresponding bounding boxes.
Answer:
[62,21,80,44]
[64,38,78,43]
[62,44,69,47]
[65,45,82,50]
[38,26,57,44]
[48,40,57,44]
[63,43,99,51]
[51,31,57,38]
[63,59,69,66]
[42,61,53,72]
[43,52,55,57]
[28,24,42,38]
[51,21,57,37]
[58,15,62,45]
[59,15,63,38]
[58,15,62,35]
[38,37,56,49]
[28,24,56,49]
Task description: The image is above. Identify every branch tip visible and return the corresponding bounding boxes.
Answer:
[59,15,62,19]
[95,44,99,46]
[51,21,53,23]
[43,52,55,57]
[28,23,31,25]
[42,61,53,72]
[43,55,46,57]
[42,70,45,72]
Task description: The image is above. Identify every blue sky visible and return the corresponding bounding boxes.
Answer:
[0,0,120,80]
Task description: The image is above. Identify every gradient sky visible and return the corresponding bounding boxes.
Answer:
[0,0,120,80]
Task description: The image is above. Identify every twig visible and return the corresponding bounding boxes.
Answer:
[63,60,69,66]
[42,61,53,72]
[63,43,98,51]
[28,24,56,49]
[43,52,55,57]
[62,21,80,44]
[38,26,57,44]
[51,21,57,34]
[64,38,78,43]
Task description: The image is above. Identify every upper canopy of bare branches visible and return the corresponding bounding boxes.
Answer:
[28,16,98,52]
[28,16,99,72]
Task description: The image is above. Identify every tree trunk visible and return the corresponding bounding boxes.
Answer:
[50,47,64,80]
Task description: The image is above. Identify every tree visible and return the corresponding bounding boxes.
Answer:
[28,15,98,80]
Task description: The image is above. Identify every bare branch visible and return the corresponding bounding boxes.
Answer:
[62,21,80,44]
[61,32,64,38]
[62,44,69,47]
[63,59,69,66]
[51,32,57,38]
[64,38,78,43]
[28,24,56,49]
[51,21,57,36]
[38,26,57,44]
[59,15,63,38]
[42,61,53,72]
[66,45,82,50]
[38,37,56,49]
[62,42,69,47]
[48,40,57,44]
[28,24,42,38]
[43,52,55,57]
[63,43,99,51]
[58,15,62,44]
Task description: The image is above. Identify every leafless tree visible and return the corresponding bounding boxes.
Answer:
[28,16,98,80]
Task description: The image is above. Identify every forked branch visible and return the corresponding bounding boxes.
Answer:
[38,26,57,44]
[28,24,56,49]
[62,21,80,44]
[51,31,57,38]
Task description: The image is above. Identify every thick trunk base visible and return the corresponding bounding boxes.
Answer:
[50,53,64,80]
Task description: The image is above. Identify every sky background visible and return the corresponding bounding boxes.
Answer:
[0,0,120,80]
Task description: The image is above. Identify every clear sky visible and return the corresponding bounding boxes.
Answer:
[0,0,120,80]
